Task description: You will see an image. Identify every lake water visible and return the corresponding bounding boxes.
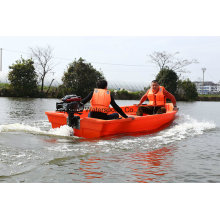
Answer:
[0,97,219,183]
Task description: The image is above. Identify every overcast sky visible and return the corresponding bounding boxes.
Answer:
[1,36,220,86]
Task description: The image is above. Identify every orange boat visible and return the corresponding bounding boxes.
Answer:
[45,103,177,139]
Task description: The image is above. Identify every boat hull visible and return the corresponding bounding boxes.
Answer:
[45,104,177,138]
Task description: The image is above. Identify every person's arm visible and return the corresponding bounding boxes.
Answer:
[81,91,93,104]
[110,94,128,118]
[163,89,177,107]
[137,91,148,106]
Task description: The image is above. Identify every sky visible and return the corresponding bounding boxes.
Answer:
[1,36,220,86]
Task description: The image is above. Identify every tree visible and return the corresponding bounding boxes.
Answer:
[30,46,55,93]
[156,68,178,95]
[62,58,105,97]
[8,57,38,96]
[176,79,198,101]
[149,51,198,75]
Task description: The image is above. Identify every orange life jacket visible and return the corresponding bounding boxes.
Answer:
[90,89,111,113]
[147,86,166,106]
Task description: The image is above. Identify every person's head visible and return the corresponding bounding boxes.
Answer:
[151,80,159,91]
[97,80,108,89]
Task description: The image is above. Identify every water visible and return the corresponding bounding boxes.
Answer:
[0,97,219,183]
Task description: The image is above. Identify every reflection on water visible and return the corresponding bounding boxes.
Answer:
[79,157,104,181]
[0,97,59,124]
[68,146,176,183]
[8,98,36,119]
[128,146,175,183]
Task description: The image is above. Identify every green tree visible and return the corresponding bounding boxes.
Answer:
[8,58,38,97]
[156,68,178,94]
[177,79,198,101]
[62,58,105,97]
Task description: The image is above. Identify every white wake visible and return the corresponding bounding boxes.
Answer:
[0,123,74,137]
[148,114,216,145]
[94,113,216,150]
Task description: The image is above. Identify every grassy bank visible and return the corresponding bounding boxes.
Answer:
[198,95,220,101]
[111,89,145,100]
[0,83,61,98]
[0,83,10,89]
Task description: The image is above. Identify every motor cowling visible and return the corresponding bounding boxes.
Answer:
[56,95,84,129]
[61,94,82,103]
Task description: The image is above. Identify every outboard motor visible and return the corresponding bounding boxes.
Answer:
[56,95,84,129]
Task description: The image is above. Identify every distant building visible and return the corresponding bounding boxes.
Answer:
[194,81,220,94]
[218,81,220,93]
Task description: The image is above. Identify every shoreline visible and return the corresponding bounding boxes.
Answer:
[198,96,220,101]
[1,95,220,101]
[1,86,220,101]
